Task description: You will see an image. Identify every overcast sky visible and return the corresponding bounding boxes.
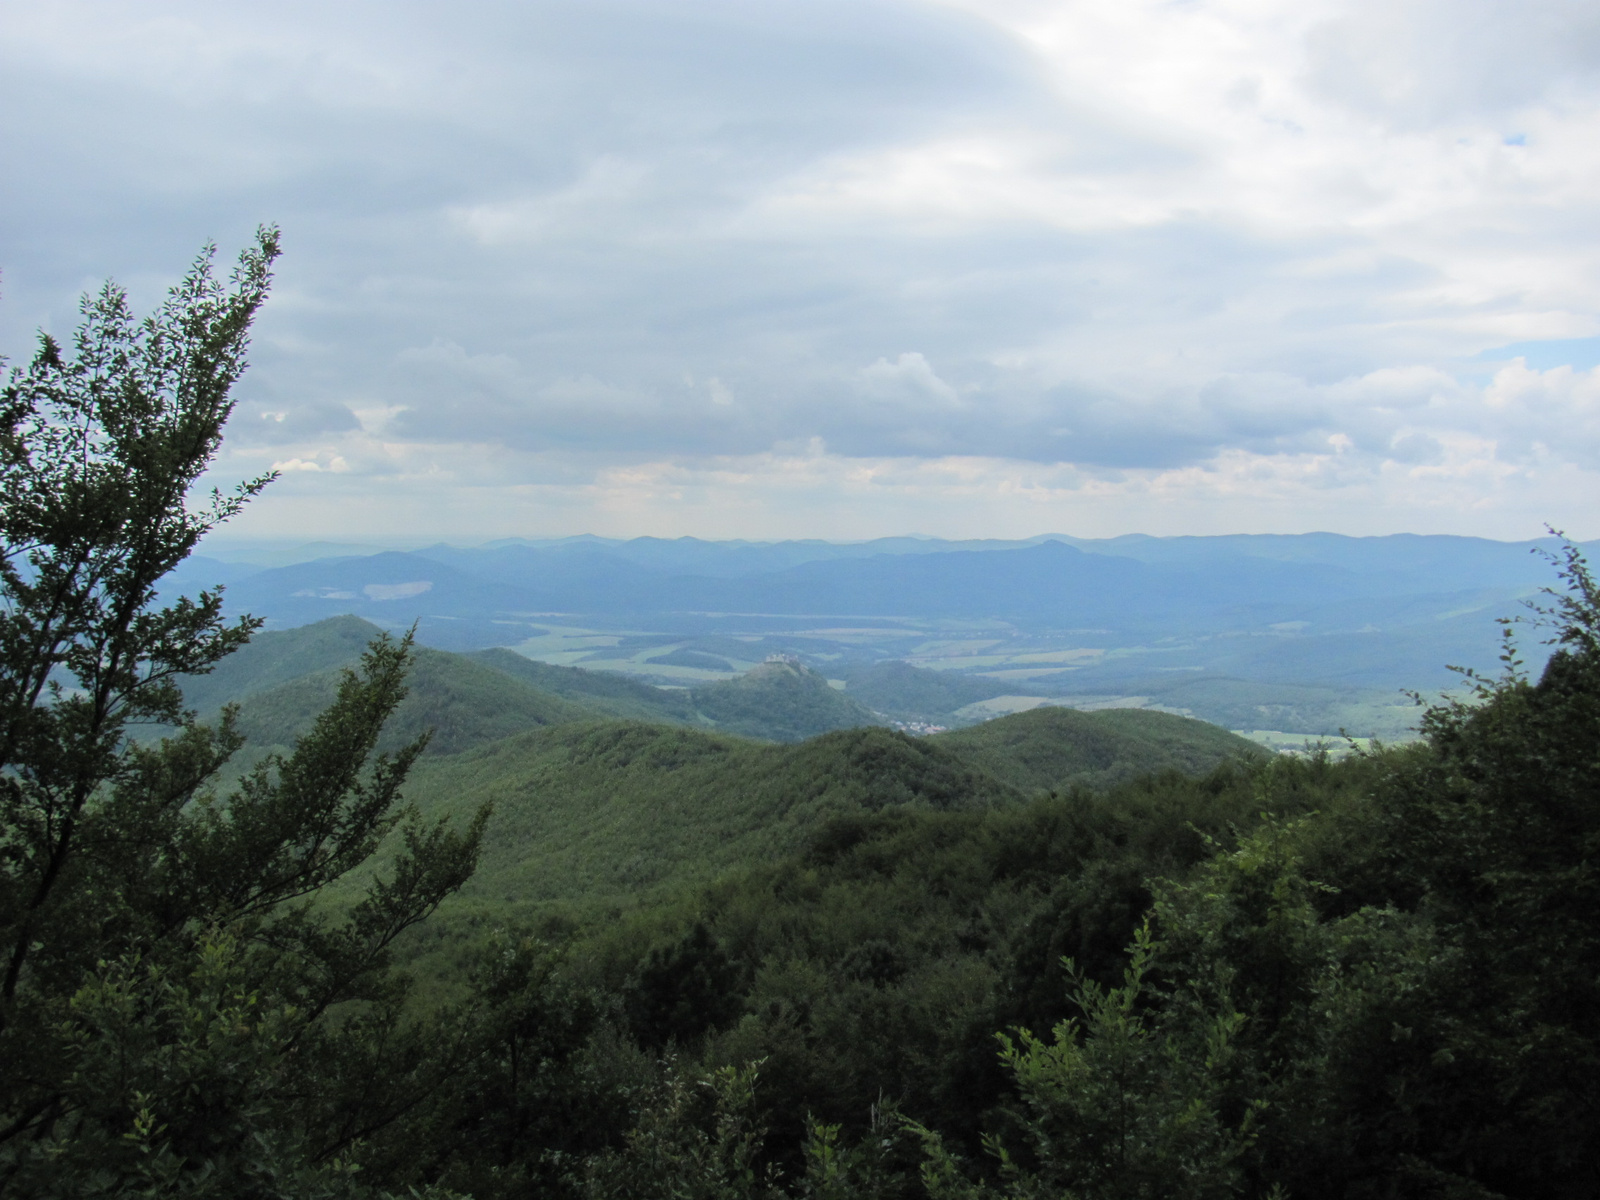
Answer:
[3,0,1599,542]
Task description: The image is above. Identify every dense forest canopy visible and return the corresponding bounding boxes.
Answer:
[2,239,1596,1199]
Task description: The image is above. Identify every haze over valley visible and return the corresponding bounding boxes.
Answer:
[180,528,1584,746]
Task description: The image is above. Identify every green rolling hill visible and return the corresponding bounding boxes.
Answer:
[930,705,1267,794]
[182,618,881,751]
[401,722,1019,916]
[174,613,380,713]
[689,659,883,742]
[393,705,1266,921]
[839,659,1012,723]
[175,615,1269,924]
[470,646,703,726]
[227,646,594,757]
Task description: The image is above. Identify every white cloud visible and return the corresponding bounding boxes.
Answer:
[449,158,655,245]
[6,0,1600,539]
[210,430,1596,544]
[268,455,349,473]
[859,352,961,406]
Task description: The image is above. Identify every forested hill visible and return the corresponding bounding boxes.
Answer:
[176,615,1265,918]
[401,723,1020,912]
[194,620,924,749]
[394,711,1265,918]
[471,647,702,724]
[930,704,1269,793]
[688,659,882,742]
[226,645,594,757]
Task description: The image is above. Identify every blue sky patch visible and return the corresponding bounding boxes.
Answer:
[1478,338,1600,372]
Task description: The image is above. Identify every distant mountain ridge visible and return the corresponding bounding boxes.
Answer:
[166,532,1591,732]
[210,536,1554,628]
[199,529,1585,592]
[192,532,1582,631]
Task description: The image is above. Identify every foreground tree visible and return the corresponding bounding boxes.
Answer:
[1065,545,1600,1200]
[0,230,486,1197]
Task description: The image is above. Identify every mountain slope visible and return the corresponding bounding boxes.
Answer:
[227,646,595,756]
[400,706,1266,916]
[471,647,703,725]
[403,722,1020,911]
[689,660,883,741]
[175,614,380,714]
[930,706,1266,794]
[840,660,1012,722]
[177,618,712,753]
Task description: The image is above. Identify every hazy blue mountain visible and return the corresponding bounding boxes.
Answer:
[691,540,1377,626]
[408,540,673,600]
[159,554,270,592]
[378,539,1366,626]
[211,533,1583,634]
[416,533,1048,579]
[222,551,538,634]
[184,532,1593,722]
[1065,532,1570,594]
